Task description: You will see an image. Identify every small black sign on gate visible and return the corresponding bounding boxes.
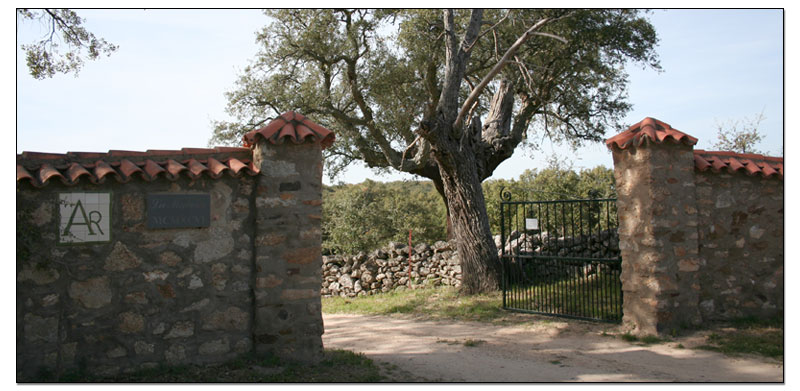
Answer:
[147,193,210,229]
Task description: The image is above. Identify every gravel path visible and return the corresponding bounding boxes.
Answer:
[322,313,783,382]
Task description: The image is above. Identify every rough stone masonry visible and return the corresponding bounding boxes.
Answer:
[607,117,783,336]
[16,111,333,380]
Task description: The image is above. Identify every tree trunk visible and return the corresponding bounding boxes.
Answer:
[431,175,454,241]
[433,137,501,294]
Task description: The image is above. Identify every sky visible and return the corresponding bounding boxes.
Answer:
[15,9,785,186]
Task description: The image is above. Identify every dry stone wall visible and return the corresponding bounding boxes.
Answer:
[322,241,462,297]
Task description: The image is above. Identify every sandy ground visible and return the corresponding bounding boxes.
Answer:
[322,313,783,383]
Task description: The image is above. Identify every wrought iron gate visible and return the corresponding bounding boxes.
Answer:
[499,189,623,322]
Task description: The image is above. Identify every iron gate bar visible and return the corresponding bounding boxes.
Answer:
[499,189,622,323]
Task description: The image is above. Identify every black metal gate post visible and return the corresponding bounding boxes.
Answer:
[499,188,623,323]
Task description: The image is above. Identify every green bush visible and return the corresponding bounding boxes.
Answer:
[322,180,447,254]
[322,159,616,254]
[483,157,616,235]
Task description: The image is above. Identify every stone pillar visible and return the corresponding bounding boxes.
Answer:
[251,140,324,362]
[609,119,703,335]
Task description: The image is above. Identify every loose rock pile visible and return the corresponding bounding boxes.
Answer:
[322,230,620,297]
[321,241,462,297]
[495,229,620,259]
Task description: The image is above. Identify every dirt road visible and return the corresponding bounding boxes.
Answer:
[322,313,783,382]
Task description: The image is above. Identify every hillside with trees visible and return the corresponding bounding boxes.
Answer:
[323,162,616,254]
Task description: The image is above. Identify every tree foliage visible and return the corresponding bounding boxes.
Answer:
[214,9,658,293]
[322,162,615,254]
[322,180,447,254]
[17,9,117,79]
[212,9,658,180]
[482,158,616,235]
[713,111,767,154]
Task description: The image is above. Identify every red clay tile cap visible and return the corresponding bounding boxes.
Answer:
[243,111,335,150]
[606,117,698,150]
[694,150,783,180]
[17,147,259,188]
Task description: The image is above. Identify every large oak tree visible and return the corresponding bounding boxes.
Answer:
[211,9,660,294]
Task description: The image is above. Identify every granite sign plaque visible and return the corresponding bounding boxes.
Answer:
[147,194,210,229]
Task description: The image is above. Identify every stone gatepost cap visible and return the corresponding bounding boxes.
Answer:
[605,117,698,150]
[243,111,335,150]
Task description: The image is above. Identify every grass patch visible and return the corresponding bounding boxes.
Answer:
[322,286,510,323]
[28,349,388,383]
[463,339,485,347]
[504,271,623,322]
[435,338,485,347]
[696,316,783,360]
[619,333,664,345]
[620,333,638,342]
[639,335,664,345]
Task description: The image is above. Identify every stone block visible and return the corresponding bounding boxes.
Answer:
[158,283,176,298]
[193,227,234,263]
[17,265,60,285]
[104,242,143,271]
[256,274,284,289]
[23,313,58,343]
[143,270,169,282]
[199,338,230,356]
[283,247,321,265]
[42,294,59,307]
[107,346,127,358]
[256,233,287,246]
[165,321,194,339]
[280,289,318,301]
[202,307,249,331]
[121,193,144,222]
[165,344,186,364]
[134,341,155,355]
[119,311,145,334]
[69,276,112,309]
[159,251,183,266]
[180,298,210,312]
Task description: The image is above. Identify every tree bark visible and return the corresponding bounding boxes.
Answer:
[430,175,454,241]
[434,136,501,294]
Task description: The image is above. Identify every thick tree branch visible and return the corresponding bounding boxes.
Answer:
[436,9,483,123]
[464,11,509,53]
[454,17,564,129]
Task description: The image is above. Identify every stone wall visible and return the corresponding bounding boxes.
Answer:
[321,241,462,297]
[612,143,703,334]
[251,141,324,361]
[695,172,784,320]
[17,175,255,379]
[17,111,331,380]
[608,117,783,335]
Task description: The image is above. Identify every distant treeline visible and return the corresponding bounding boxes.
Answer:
[323,162,615,254]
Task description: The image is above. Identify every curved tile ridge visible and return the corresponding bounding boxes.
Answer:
[17,147,259,188]
[606,117,698,150]
[694,150,783,180]
[243,111,335,150]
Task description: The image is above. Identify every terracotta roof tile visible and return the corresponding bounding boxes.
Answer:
[17,147,259,188]
[606,117,783,180]
[606,117,698,150]
[243,111,335,149]
[694,150,783,180]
